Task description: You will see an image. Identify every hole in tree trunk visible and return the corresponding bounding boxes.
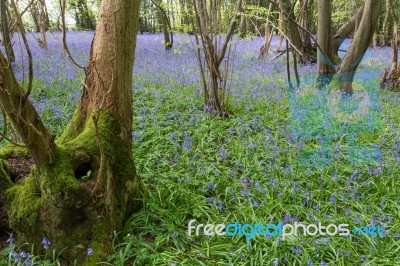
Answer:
[74,162,92,180]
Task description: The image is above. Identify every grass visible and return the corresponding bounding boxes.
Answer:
[1,32,400,265]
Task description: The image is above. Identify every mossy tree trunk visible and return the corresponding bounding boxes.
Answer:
[0,0,143,264]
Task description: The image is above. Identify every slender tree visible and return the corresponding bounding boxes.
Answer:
[192,0,243,115]
[316,0,334,85]
[331,3,364,60]
[338,0,383,94]
[152,0,173,50]
[0,0,14,62]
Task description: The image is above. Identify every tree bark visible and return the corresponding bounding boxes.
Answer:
[278,0,313,64]
[317,0,334,84]
[332,3,364,59]
[153,0,173,50]
[1,0,15,62]
[38,0,47,49]
[30,2,41,32]
[259,2,273,57]
[338,0,383,94]
[193,0,242,114]
[0,0,143,264]
[380,0,392,46]
[238,13,247,38]
[299,0,313,52]
[0,53,55,168]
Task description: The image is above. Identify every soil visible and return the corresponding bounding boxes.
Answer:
[0,154,33,242]
[5,154,34,183]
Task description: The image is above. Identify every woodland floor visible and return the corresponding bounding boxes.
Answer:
[0,32,400,265]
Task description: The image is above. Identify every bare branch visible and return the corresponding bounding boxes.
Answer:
[10,0,33,100]
[59,0,86,70]
[217,0,242,66]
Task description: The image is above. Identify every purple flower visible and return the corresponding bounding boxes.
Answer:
[42,237,50,250]
[20,251,29,258]
[6,235,13,245]
[206,182,215,190]
[182,136,193,150]
[329,196,335,204]
[219,146,231,160]
[255,182,263,192]
[250,198,260,207]
[241,178,253,187]
[284,214,292,223]
[206,197,217,205]
[12,251,21,263]
[240,189,250,198]
[332,171,337,181]
[291,246,301,255]
[87,247,94,256]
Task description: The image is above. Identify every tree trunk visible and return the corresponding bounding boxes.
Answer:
[381,0,394,46]
[179,0,190,32]
[193,0,242,115]
[153,0,173,49]
[278,0,313,64]
[30,2,41,32]
[381,37,400,89]
[160,10,172,49]
[299,0,313,52]
[259,2,273,57]
[238,13,247,38]
[1,0,15,62]
[0,0,143,264]
[317,0,334,85]
[75,0,95,30]
[338,0,383,94]
[38,0,47,49]
[332,3,364,60]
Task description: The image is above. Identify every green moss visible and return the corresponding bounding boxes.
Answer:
[2,109,143,264]
[5,172,44,243]
[0,159,12,191]
[0,144,29,158]
[41,146,80,199]
[58,107,85,144]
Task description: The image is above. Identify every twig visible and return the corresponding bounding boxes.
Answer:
[10,0,33,100]
[59,0,85,70]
